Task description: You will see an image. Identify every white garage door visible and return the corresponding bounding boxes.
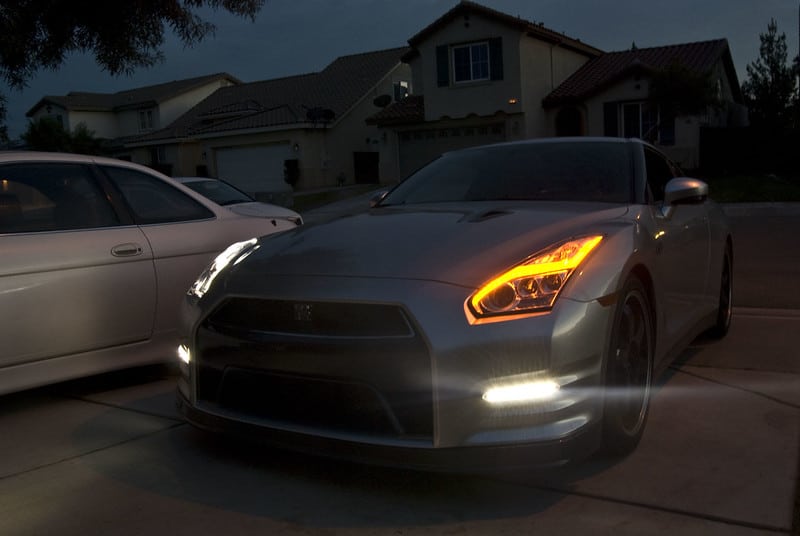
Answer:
[215,144,292,198]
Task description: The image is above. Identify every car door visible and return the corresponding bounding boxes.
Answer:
[645,148,711,342]
[98,165,250,338]
[0,162,157,367]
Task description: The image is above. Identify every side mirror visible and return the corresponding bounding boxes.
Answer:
[664,178,708,205]
[660,178,708,219]
[369,190,389,208]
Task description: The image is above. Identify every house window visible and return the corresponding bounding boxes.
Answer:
[453,42,490,83]
[394,81,410,101]
[437,38,502,87]
[139,110,154,131]
[606,101,674,145]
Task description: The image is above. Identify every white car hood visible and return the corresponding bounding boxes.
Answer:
[227,202,629,289]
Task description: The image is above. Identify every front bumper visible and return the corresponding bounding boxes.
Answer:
[176,390,601,472]
[178,275,614,468]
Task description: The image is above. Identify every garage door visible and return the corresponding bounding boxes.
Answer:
[215,144,292,198]
[398,124,506,178]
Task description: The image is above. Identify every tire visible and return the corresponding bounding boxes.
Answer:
[707,246,733,339]
[602,275,654,456]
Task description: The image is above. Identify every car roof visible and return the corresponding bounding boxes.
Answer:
[445,136,648,156]
[0,151,170,176]
[173,177,217,183]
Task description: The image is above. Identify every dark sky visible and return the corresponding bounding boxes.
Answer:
[4,0,799,138]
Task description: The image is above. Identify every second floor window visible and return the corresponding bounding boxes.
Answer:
[437,38,503,87]
[453,42,489,83]
[139,110,154,131]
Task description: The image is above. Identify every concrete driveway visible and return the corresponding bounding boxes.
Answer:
[0,204,798,535]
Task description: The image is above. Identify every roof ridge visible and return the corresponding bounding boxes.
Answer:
[607,38,728,56]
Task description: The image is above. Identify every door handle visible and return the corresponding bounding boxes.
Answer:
[111,243,144,257]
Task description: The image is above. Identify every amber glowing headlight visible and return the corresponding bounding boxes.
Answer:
[469,235,603,317]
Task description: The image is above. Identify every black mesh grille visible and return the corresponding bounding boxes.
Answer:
[206,298,413,338]
[195,300,433,441]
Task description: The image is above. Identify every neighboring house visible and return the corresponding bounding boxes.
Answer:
[370,1,745,179]
[542,39,747,169]
[368,0,602,180]
[25,73,240,163]
[126,47,412,202]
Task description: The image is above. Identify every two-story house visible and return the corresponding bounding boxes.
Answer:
[126,47,411,202]
[542,39,747,169]
[368,1,602,180]
[26,73,240,166]
[370,1,745,179]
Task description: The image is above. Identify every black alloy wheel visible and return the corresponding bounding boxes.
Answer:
[602,275,654,456]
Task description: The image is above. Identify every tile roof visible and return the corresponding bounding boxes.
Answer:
[26,73,240,116]
[543,39,740,107]
[133,46,410,143]
[406,0,602,59]
[366,95,425,126]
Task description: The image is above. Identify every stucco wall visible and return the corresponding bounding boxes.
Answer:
[412,15,523,123]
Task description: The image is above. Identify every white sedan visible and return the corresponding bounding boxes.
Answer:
[173,177,302,225]
[0,152,301,395]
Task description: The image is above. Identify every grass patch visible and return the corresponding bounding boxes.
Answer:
[702,174,800,203]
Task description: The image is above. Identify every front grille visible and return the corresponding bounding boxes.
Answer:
[195,300,433,441]
[207,298,413,338]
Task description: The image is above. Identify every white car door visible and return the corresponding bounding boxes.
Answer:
[98,165,271,339]
[0,162,157,367]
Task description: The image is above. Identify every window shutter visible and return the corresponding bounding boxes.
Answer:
[436,45,449,87]
[603,102,618,136]
[489,38,503,81]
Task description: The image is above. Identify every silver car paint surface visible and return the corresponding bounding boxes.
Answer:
[177,138,731,465]
[0,152,299,395]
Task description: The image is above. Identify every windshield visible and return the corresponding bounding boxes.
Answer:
[183,179,254,206]
[381,141,634,206]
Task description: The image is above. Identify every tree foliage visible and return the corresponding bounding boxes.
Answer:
[741,19,798,129]
[648,61,720,117]
[0,94,8,144]
[0,0,264,88]
[22,117,106,154]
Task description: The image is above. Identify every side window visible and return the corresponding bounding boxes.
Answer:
[0,163,119,234]
[644,148,674,203]
[101,166,214,225]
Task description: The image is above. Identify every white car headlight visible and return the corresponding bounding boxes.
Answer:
[188,238,259,299]
[468,235,603,318]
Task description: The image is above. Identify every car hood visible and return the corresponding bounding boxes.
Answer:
[229,202,629,289]
[227,201,300,220]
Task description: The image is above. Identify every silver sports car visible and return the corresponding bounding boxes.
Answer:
[177,137,732,470]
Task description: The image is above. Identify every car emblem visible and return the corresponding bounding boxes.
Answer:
[293,303,314,323]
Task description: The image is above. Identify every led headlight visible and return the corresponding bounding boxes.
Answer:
[469,235,603,317]
[188,238,259,299]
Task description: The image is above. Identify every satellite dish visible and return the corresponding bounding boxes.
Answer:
[373,94,392,108]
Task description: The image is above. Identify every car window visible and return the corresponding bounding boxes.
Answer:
[182,179,254,206]
[381,141,634,205]
[0,163,120,234]
[644,148,675,203]
[101,166,214,224]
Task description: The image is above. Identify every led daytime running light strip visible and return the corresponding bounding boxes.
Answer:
[471,235,603,313]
